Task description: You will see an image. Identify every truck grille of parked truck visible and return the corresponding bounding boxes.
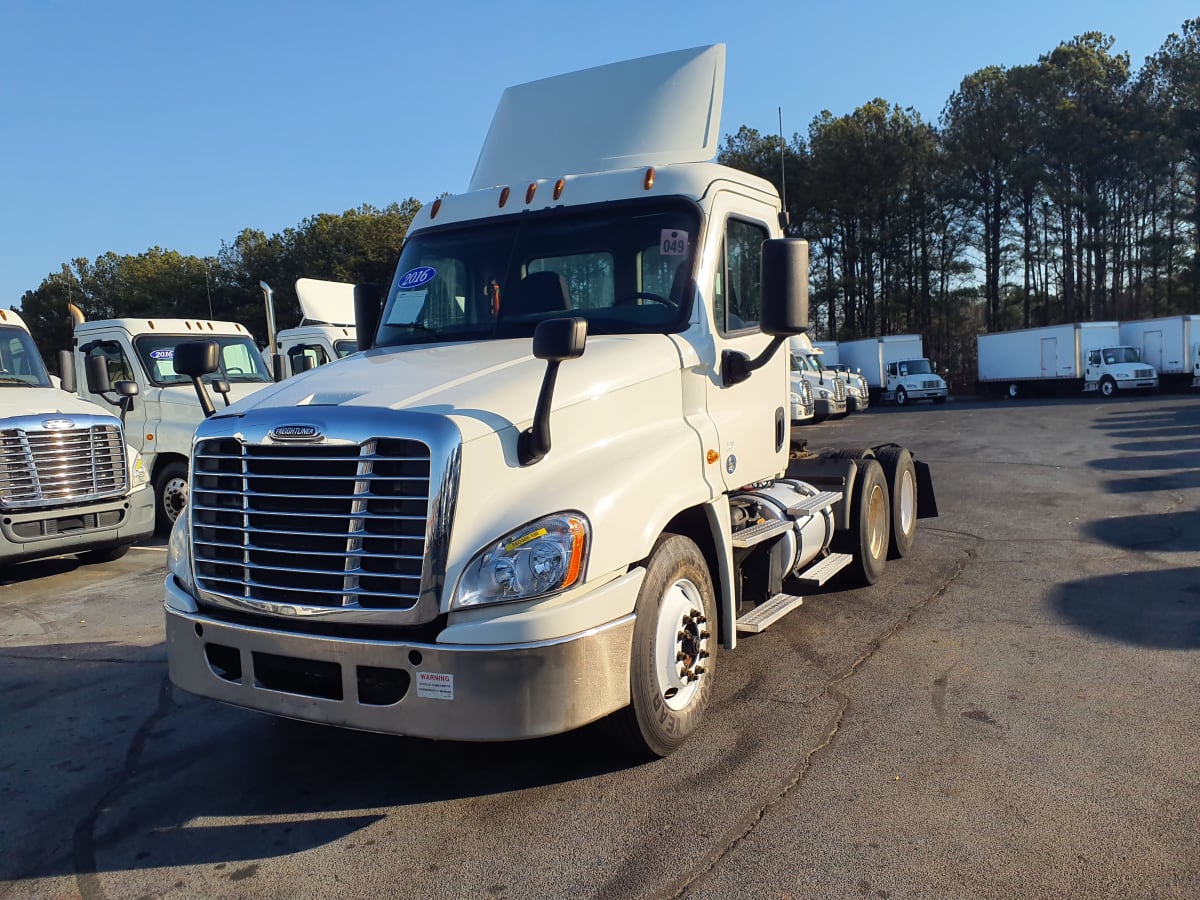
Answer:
[0,418,129,507]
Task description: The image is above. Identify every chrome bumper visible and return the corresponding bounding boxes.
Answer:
[0,488,155,565]
[164,576,635,741]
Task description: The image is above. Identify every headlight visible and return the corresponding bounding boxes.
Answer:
[790,391,802,404]
[818,388,832,399]
[452,512,589,610]
[1115,372,1130,379]
[167,514,194,594]
[129,449,149,490]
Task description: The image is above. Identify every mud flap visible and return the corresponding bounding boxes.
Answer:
[914,459,938,518]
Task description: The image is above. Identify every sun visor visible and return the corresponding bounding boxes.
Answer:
[295,278,356,326]
[468,44,725,191]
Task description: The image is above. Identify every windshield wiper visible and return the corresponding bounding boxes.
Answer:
[0,377,38,386]
[392,321,440,338]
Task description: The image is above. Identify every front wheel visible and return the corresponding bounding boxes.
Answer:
[933,395,947,405]
[895,387,908,406]
[1007,382,1020,399]
[612,534,716,758]
[1099,376,1117,398]
[155,461,189,533]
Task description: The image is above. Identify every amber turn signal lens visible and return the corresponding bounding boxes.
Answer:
[643,167,655,190]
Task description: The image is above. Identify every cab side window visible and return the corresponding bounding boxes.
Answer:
[713,218,767,334]
[88,341,134,390]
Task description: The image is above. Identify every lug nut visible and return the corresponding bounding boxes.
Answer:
[694,666,705,676]
[700,631,710,640]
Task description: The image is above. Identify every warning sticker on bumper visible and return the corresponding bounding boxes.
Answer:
[416,672,454,700]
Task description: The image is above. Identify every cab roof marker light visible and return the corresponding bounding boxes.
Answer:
[643,167,655,190]
[553,178,565,200]
[430,198,442,219]
[499,186,511,208]
[525,182,537,204]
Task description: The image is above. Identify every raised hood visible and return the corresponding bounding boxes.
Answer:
[225,335,682,443]
[469,44,725,190]
[295,278,355,326]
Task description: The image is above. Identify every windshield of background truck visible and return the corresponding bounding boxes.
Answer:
[334,339,357,358]
[790,353,813,373]
[899,359,933,376]
[133,335,273,386]
[1102,347,1141,365]
[0,325,51,387]
[376,199,701,347]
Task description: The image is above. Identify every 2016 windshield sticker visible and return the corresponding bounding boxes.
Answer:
[149,348,174,360]
[416,672,454,700]
[397,266,437,290]
[660,229,689,256]
[505,527,547,552]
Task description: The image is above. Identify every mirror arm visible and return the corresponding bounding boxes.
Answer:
[722,336,787,387]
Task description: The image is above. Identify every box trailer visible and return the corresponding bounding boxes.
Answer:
[976,322,1158,398]
[1118,315,1200,390]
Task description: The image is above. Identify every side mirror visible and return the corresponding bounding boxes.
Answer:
[211,378,232,407]
[519,318,587,466]
[58,350,77,394]
[759,239,809,336]
[115,380,138,398]
[296,353,317,373]
[354,283,382,352]
[173,340,220,418]
[84,354,112,394]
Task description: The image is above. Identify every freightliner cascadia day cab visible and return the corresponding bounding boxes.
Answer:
[976,322,1159,399]
[788,334,847,421]
[1117,315,1200,391]
[70,311,275,531]
[839,335,947,405]
[265,278,359,379]
[812,342,871,410]
[163,46,937,758]
[0,308,154,567]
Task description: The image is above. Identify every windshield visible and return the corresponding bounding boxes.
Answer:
[376,199,701,347]
[1103,347,1141,364]
[790,353,812,373]
[0,325,52,387]
[898,359,933,376]
[334,339,358,358]
[134,334,273,386]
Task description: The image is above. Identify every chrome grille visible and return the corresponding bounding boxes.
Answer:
[833,379,846,402]
[1135,368,1153,379]
[0,423,128,509]
[801,379,813,407]
[191,437,431,611]
[922,379,940,389]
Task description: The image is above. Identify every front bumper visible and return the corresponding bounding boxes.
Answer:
[0,488,154,565]
[164,574,637,741]
[815,398,847,419]
[1117,379,1158,391]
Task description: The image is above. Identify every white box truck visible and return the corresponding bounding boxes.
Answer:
[70,312,275,530]
[0,308,154,567]
[839,335,947,405]
[161,45,937,759]
[1117,315,1200,390]
[976,322,1158,398]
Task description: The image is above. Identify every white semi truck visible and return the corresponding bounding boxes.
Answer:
[0,308,154,567]
[265,278,359,379]
[839,335,947,405]
[811,341,871,411]
[976,322,1159,399]
[162,45,936,758]
[1117,315,1200,390]
[70,312,274,529]
[789,334,847,420]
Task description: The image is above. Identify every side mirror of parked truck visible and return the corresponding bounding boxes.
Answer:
[172,340,221,419]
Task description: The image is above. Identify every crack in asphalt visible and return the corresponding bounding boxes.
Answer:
[656,534,982,899]
[72,674,174,900]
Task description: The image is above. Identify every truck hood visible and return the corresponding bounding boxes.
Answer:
[220,336,684,442]
[154,381,272,412]
[0,387,122,420]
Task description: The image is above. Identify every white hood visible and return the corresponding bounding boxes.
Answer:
[0,387,122,420]
[224,335,683,443]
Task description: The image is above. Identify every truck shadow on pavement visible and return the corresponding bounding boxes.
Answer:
[1050,567,1200,649]
[0,640,642,884]
[1081,510,1200,553]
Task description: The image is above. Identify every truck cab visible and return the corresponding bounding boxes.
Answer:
[0,308,154,567]
[884,358,948,405]
[1083,346,1159,397]
[71,315,274,530]
[789,335,846,420]
[271,278,359,379]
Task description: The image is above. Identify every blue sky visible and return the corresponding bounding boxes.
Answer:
[1,0,1194,310]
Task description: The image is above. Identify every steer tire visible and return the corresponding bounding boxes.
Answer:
[875,446,917,559]
[610,534,716,759]
[834,459,890,586]
[155,461,189,534]
[1099,376,1117,399]
[895,387,909,406]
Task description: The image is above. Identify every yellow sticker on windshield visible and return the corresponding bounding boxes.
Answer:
[505,527,548,552]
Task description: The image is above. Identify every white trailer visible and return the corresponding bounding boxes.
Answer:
[976,322,1159,398]
[839,335,947,405]
[813,341,839,364]
[1117,315,1200,390]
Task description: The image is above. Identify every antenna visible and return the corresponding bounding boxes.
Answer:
[777,107,790,233]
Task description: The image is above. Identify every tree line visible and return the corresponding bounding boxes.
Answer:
[720,21,1199,381]
[16,21,1200,384]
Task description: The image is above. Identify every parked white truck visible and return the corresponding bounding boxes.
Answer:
[1117,315,1200,390]
[839,335,947,405]
[811,341,871,411]
[267,278,359,379]
[976,322,1159,399]
[789,334,847,420]
[70,312,274,529]
[0,308,154,567]
[162,45,936,758]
